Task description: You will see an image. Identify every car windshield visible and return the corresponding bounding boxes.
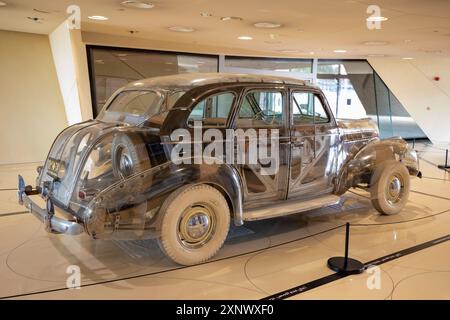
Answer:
[97,89,186,124]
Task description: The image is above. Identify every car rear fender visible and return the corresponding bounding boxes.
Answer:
[83,161,244,240]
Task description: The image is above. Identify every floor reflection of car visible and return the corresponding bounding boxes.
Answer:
[18,73,421,265]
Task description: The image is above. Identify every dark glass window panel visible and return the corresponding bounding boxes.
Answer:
[89,47,218,116]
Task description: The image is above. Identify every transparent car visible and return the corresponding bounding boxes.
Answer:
[18,73,421,265]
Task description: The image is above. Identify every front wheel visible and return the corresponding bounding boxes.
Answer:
[157,184,230,265]
[370,160,410,215]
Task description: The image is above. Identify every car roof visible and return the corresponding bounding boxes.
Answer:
[123,73,317,91]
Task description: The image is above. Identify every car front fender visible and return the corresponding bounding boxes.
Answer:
[335,137,420,194]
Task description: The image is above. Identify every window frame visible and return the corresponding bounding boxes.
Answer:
[290,89,332,127]
[186,90,237,128]
[233,87,287,129]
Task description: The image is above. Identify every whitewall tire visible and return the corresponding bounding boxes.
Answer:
[370,160,410,215]
[157,184,230,265]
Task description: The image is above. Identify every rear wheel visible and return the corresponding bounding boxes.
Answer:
[370,160,410,215]
[157,184,230,265]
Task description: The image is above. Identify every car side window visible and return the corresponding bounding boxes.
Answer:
[187,92,235,127]
[292,92,329,125]
[237,90,284,128]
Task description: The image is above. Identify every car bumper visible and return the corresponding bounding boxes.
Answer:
[17,175,84,235]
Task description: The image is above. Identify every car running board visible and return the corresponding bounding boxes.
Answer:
[243,194,341,221]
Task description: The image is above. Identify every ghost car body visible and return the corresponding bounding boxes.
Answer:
[18,73,421,265]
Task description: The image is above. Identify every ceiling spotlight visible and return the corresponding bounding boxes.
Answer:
[333,49,347,53]
[237,35,253,40]
[0,1,7,6]
[366,16,388,22]
[88,15,109,21]
[254,22,282,28]
[168,26,195,32]
[200,12,212,17]
[269,33,279,40]
[221,16,243,21]
[402,57,414,60]
[120,1,154,9]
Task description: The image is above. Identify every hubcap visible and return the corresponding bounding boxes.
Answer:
[386,174,404,205]
[116,146,133,177]
[178,204,215,249]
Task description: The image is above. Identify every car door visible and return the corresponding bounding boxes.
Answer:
[232,86,289,209]
[288,89,338,199]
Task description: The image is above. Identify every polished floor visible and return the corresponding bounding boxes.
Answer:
[0,141,449,299]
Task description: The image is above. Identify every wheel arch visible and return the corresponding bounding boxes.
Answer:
[335,137,419,194]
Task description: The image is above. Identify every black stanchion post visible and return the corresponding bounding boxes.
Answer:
[343,222,349,268]
[438,149,450,170]
[327,223,365,275]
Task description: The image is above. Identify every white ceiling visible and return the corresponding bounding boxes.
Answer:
[1,0,450,58]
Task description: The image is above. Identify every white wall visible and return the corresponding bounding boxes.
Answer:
[369,57,450,146]
[0,30,67,164]
[49,21,92,125]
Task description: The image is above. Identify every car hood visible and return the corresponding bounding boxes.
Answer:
[337,118,380,141]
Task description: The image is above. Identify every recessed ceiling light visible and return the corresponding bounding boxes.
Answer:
[88,15,109,21]
[168,26,195,32]
[309,51,315,55]
[269,33,279,40]
[0,1,7,6]
[200,12,212,17]
[254,22,282,29]
[237,35,253,40]
[120,1,154,9]
[402,57,414,60]
[366,16,388,22]
[363,41,389,46]
[221,16,243,21]
[116,53,128,57]
[333,49,347,53]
